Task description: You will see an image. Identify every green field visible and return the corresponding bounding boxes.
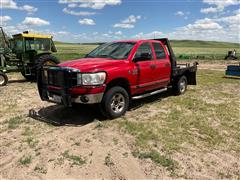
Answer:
[54,40,240,62]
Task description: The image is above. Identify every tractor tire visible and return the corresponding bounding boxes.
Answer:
[36,54,60,69]
[100,86,129,119]
[21,54,59,81]
[173,75,187,96]
[0,72,8,86]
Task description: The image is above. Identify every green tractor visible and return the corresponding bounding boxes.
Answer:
[0,27,59,86]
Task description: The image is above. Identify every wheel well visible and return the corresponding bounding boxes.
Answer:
[106,78,131,95]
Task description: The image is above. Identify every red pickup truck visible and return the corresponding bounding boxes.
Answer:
[37,38,198,119]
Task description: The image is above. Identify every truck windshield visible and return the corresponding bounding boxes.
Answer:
[86,42,136,60]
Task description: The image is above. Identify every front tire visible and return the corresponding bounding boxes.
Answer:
[100,86,129,119]
[0,72,8,86]
[173,75,187,95]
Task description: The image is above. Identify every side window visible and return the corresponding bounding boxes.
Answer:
[153,43,166,59]
[134,43,153,62]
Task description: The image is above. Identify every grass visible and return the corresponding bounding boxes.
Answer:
[62,150,86,166]
[132,150,177,172]
[116,69,240,169]
[19,155,32,166]
[54,44,97,61]
[25,136,39,148]
[34,165,47,174]
[104,153,114,167]
[22,127,33,136]
[7,116,24,129]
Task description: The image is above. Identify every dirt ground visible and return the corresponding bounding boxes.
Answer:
[0,63,240,180]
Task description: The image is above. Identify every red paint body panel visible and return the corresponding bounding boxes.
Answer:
[57,40,172,96]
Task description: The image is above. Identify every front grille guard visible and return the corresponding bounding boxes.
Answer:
[37,66,78,107]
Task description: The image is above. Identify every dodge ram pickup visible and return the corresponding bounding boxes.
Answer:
[37,38,198,119]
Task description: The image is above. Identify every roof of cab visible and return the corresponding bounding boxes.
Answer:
[113,38,168,43]
[13,33,52,39]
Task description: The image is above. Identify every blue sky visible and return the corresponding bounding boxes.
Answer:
[1,0,240,43]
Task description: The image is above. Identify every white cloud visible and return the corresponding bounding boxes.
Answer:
[115,31,122,35]
[63,8,96,16]
[0,0,38,14]
[22,17,50,26]
[185,18,223,30]
[175,11,184,16]
[0,16,12,23]
[68,3,78,8]
[113,15,141,29]
[203,0,240,8]
[113,23,134,29]
[57,31,70,35]
[59,0,122,9]
[79,18,95,25]
[169,13,240,43]
[200,6,223,14]
[201,0,240,14]
[216,12,240,25]
[175,11,190,19]
[20,5,38,14]
[0,0,18,9]
[133,31,163,39]
[121,15,141,24]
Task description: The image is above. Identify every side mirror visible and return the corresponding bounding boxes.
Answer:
[134,53,152,62]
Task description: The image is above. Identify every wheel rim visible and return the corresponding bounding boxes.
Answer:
[0,75,5,85]
[44,60,56,66]
[179,79,186,93]
[110,93,125,114]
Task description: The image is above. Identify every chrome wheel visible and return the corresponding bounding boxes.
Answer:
[110,93,125,114]
[179,78,186,93]
[0,75,5,85]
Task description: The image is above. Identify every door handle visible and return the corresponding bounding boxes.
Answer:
[164,63,170,67]
[150,64,156,69]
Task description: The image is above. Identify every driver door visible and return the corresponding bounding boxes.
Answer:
[133,42,156,93]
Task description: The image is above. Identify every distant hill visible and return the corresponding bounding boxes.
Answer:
[170,40,240,48]
[55,40,240,48]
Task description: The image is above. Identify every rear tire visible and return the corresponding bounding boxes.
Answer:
[21,54,59,81]
[36,54,60,69]
[173,75,187,95]
[0,72,8,86]
[100,86,129,119]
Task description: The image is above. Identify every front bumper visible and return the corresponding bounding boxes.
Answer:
[48,92,104,105]
[37,66,105,107]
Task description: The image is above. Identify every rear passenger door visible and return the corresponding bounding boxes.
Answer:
[133,42,156,92]
[153,42,171,87]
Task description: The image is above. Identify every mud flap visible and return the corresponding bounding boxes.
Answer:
[187,71,197,85]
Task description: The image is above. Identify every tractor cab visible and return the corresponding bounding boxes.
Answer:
[11,32,57,62]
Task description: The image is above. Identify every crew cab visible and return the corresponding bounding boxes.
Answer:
[37,38,198,119]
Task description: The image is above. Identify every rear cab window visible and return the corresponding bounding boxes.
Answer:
[153,42,166,60]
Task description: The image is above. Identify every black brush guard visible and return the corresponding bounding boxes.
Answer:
[37,66,78,107]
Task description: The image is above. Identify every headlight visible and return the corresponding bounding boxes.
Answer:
[78,72,106,85]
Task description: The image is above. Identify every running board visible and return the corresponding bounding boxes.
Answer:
[132,88,168,100]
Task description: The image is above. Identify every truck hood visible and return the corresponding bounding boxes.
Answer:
[59,58,127,72]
